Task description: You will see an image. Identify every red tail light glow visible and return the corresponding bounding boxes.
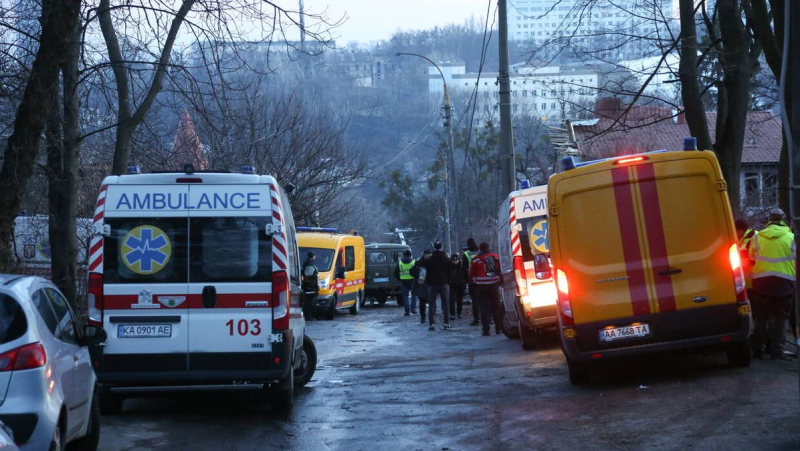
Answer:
[729,243,747,303]
[513,256,528,296]
[555,268,574,326]
[87,272,104,327]
[0,343,47,372]
[272,270,289,330]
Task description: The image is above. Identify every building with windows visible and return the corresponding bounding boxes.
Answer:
[428,61,598,122]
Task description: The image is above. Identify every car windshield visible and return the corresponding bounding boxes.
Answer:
[0,294,27,345]
[300,247,336,271]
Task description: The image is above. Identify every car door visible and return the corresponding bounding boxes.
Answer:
[186,185,274,373]
[43,287,93,439]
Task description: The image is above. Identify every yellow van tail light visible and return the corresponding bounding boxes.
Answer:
[729,243,747,302]
[555,268,574,326]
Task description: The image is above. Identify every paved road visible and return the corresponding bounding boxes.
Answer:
[100,303,800,450]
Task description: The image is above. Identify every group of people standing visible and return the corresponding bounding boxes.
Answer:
[736,208,797,361]
[395,237,503,336]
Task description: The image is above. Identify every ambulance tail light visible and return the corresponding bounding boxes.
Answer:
[272,270,290,330]
[87,272,104,327]
[729,243,747,303]
[513,256,527,296]
[555,268,574,326]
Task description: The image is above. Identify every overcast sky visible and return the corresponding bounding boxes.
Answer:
[298,0,495,44]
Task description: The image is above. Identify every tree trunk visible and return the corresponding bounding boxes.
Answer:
[678,0,712,150]
[0,0,81,270]
[46,18,81,308]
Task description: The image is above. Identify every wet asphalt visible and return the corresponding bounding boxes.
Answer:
[100,301,800,450]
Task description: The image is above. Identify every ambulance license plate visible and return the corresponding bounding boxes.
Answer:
[118,324,172,338]
[599,324,650,342]
[374,277,389,282]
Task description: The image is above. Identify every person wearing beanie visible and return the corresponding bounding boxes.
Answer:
[425,241,454,331]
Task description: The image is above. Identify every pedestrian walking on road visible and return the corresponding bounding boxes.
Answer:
[395,250,416,316]
[749,208,796,360]
[301,252,319,321]
[469,242,502,336]
[425,241,453,331]
[449,253,466,319]
[412,250,431,323]
[463,238,480,325]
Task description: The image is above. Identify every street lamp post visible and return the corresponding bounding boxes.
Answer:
[396,52,458,254]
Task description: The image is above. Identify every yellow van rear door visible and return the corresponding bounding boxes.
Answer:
[641,158,735,311]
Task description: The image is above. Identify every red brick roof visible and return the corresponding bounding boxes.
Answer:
[573,105,782,164]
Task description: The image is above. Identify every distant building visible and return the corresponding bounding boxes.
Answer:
[428,61,598,122]
[572,98,782,214]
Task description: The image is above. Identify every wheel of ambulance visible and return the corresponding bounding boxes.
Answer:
[377,294,388,305]
[324,296,336,320]
[271,369,294,412]
[69,390,100,451]
[99,389,123,415]
[350,291,361,315]
[566,358,591,386]
[500,305,520,339]
[294,335,318,388]
[726,340,752,368]
[520,326,538,350]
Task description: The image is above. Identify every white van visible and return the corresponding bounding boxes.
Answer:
[496,184,558,350]
[86,166,312,413]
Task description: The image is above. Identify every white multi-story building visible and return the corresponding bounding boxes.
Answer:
[428,62,598,123]
[509,0,678,59]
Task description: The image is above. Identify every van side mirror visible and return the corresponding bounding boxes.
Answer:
[81,325,108,346]
[336,266,346,279]
[533,254,552,280]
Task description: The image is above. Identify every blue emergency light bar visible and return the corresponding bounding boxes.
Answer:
[519,179,531,190]
[127,166,141,175]
[241,165,256,174]
[297,227,340,233]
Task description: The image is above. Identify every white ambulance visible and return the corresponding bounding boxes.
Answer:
[86,165,315,413]
[496,183,558,350]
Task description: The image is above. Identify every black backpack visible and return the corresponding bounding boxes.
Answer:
[484,255,498,277]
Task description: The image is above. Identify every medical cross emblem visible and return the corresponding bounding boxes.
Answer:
[530,220,549,253]
[122,226,172,275]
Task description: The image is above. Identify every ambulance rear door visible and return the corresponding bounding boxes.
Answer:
[101,184,190,374]
[185,184,275,374]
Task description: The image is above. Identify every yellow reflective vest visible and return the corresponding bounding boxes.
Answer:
[749,223,796,281]
[398,260,415,280]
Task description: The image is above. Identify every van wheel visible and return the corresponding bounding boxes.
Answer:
[99,389,123,415]
[324,297,336,320]
[271,369,294,412]
[350,291,361,315]
[377,294,388,305]
[68,392,100,451]
[727,341,752,368]
[567,358,591,385]
[294,335,318,387]
[500,307,520,339]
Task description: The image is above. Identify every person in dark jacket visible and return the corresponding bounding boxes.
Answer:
[411,250,432,323]
[425,241,453,330]
[449,253,466,319]
[394,250,417,316]
[463,237,480,325]
[301,252,319,320]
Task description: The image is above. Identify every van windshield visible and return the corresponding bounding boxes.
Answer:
[300,248,336,272]
[518,215,549,261]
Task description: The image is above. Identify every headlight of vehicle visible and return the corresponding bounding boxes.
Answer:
[318,279,329,288]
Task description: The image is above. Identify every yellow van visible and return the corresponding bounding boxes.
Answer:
[548,147,752,384]
[298,228,365,320]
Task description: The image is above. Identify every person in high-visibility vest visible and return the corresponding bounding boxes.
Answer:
[394,250,416,316]
[462,237,480,325]
[748,208,796,360]
[735,218,757,296]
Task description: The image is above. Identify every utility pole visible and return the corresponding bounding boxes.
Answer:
[443,87,459,253]
[298,0,306,53]
[498,0,516,195]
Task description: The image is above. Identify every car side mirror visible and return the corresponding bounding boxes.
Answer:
[81,325,107,346]
[336,266,346,279]
[533,254,552,280]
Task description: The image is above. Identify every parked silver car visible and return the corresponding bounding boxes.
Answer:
[0,275,106,450]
